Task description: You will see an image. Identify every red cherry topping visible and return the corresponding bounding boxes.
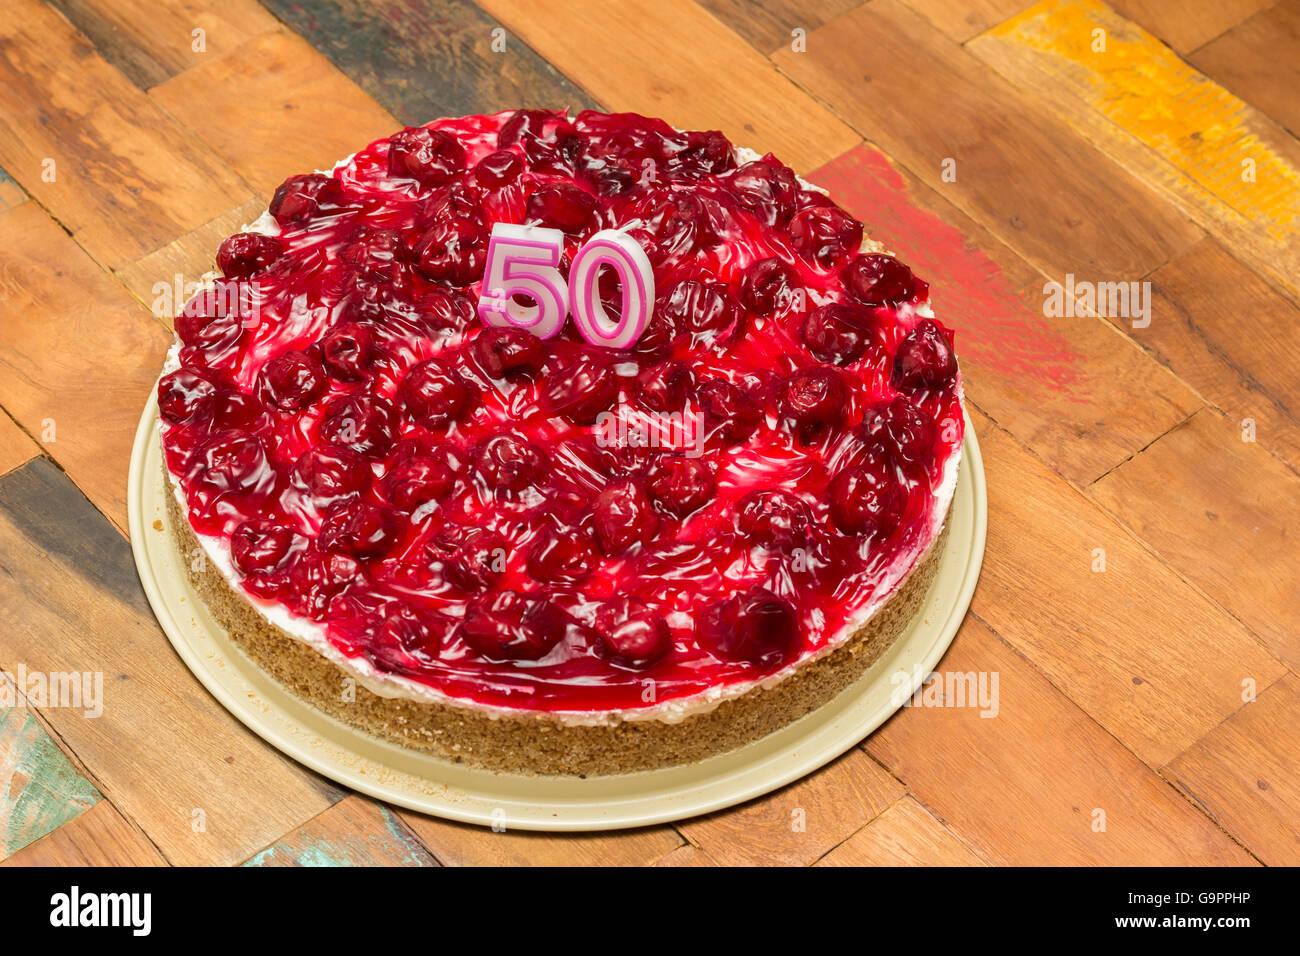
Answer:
[827,462,907,537]
[231,520,296,573]
[435,526,507,591]
[801,303,874,365]
[320,322,373,381]
[380,455,456,512]
[217,232,284,278]
[473,148,524,188]
[788,205,863,268]
[527,522,598,583]
[861,397,937,474]
[319,503,400,559]
[158,369,216,425]
[258,349,328,412]
[636,359,693,411]
[645,456,715,518]
[270,173,342,228]
[843,253,922,308]
[474,433,547,497]
[736,490,813,548]
[779,366,848,442]
[387,126,466,186]
[399,357,475,428]
[291,444,372,506]
[593,477,658,554]
[739,256,798,316]
[595,597,672,668]
[541,353,619,424]
[318,394,399,458]
[698,586,799,668]
[412,216,487,286]
[472,326,544,378]
[658,280,743,344]
[460,590,566,661]
[698,378,761,446]
[727,157,798,227]
[892,320,958,392]
[525,182,597,232]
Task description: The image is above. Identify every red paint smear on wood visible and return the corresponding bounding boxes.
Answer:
[809,144,1081,393]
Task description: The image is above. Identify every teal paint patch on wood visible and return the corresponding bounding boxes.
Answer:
[243,804,436,867]
[260,0,600,123]
[0,707,101,859]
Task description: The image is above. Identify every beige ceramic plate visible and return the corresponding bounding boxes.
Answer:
[129,393,986,831]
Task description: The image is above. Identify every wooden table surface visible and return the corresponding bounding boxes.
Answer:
[0,0,1296,867]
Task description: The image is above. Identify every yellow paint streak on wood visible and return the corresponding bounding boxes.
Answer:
[974,0,1300,240]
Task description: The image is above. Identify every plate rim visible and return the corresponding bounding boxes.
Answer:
[128,391,986,832]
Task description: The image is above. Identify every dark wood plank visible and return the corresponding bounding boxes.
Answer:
[0,166,25,210]
[969,410,1288,766]
[1,800,166,866]
[810,143,1203,486]
[1090,409,1300,672]
[773,0,1202,278]
[244,796,437,867]
[0,0,253,269]
[697,0,867,54]
[149,30,399,199]
[1191,0,1300,139]
[0,203,171,531]
[678,749,903,865]
[46,0,280,90]
[1138,238,1300,474]
[866,616,1257,865]
[1166,673,1300,866]
[0,458,342,865]
[260,0,600,123]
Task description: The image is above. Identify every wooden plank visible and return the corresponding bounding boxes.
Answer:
[1137,238,1300,475]
[810,143,1202,486]
[773,0,1202,278]
[815,797,988,866]
[1090,409,1300,672]
[0,412,40,479]
[1,800,166,867]
[678,749,903,866]
[475,0,861,173]
[0,0,253,269]
[149,30,400,199]
[899,0,1034,42]
[244,796,437,867]
[398,813,682,866]
[0,203,171,532]
[653,843,719,866]
[260,0,599,123]
[969,0,1300,304]
[970,410,1288,767]
[0,706,101,862]
[1107,0,1274,55]
[697,0,867,54]
[0,458,341,866]
[865,617,1257,865]
[0,167,25,210]
[115,198,267,325]
[47,0,281,90]
[1165,673,1300,866]
[1191,0,1300,139]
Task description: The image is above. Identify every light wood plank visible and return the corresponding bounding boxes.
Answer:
[969,410,1288,766]
[1,800,166,867]
[816,797,987,866]
[1090,409,1300,671]
[0,167,25,210]
[1108,0,1274,55]
[244,796,437,867]
[1138,238,1300,474]
[774,0,1202,278]
[0,458,341,865]
[47,0,281,89]
[866,617,1257,865]
[679,749,903,866]
[969,0,1300,305]
[149,31,402,199]
[0,204,171,531]
[0,705,101,861]
[900,0,1034,42]
[1191,0,1300,139]
[653,843,719,866]
[698,0,868,54]
[0,0,252,269]
[398,813,682,866]
[476,0,861,173]
[0,412,40,479]
[1165,673,1300,865]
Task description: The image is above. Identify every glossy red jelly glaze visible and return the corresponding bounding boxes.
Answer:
[159,109,964,713]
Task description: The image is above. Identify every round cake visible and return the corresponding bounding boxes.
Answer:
[157,109,965,776]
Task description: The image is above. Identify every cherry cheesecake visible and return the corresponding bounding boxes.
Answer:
[157,109,964,775]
